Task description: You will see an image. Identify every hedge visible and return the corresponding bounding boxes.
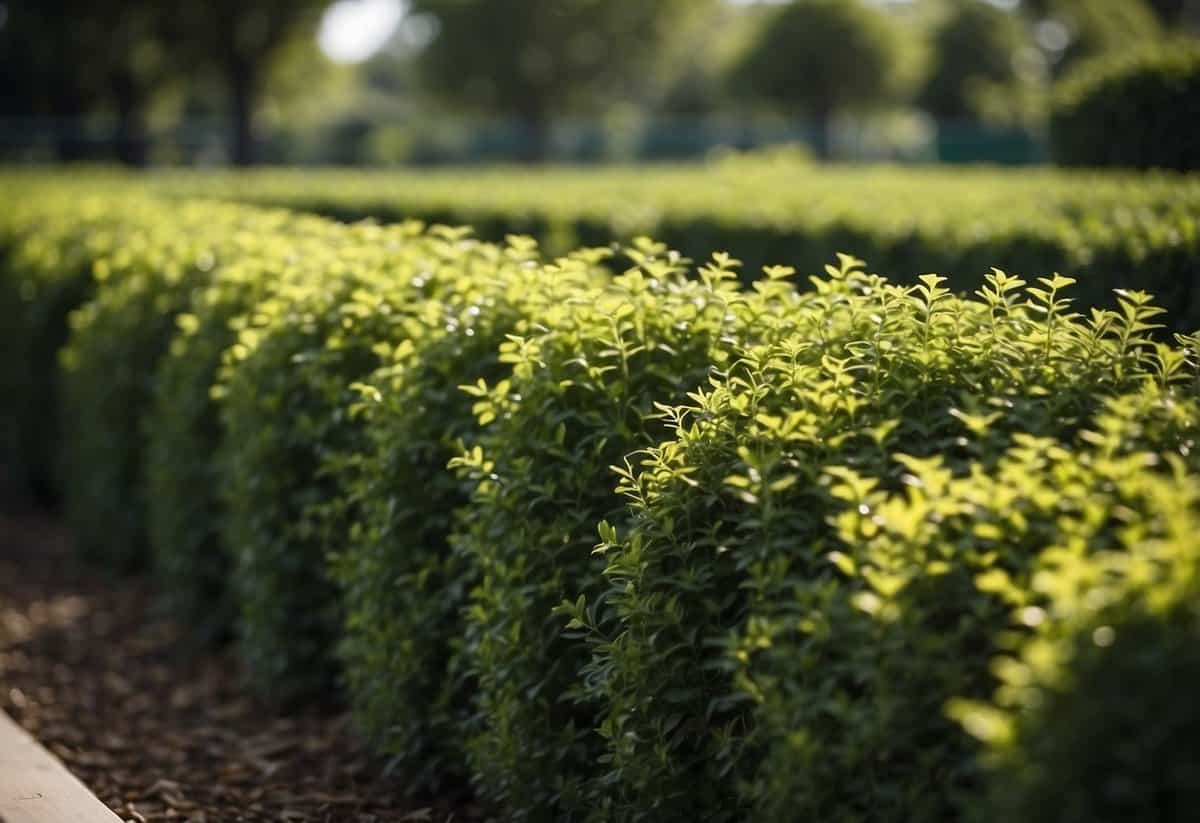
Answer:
[331,239,604,795]
[570,263,1200,821]
[59,202,328,572]
[953,412,1200,823]
[153,164,1200,331]
[1051,42,1200,172]
[144,211,354,639]
[446,248,803,819]
[0,186,138,508]
[2,180,1199,822]
[214,219,476,700]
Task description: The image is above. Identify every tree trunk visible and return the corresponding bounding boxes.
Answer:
[811,106,833,162]
[112,71,148,168]
[229,58,258,166]
[51,76,88,163]
[518,102,551,164]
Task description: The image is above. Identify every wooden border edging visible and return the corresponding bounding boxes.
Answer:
[0,711,122,823]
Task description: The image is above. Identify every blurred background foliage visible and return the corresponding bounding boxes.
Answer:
[0,0,1196,166]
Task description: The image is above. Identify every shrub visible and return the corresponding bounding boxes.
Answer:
[144,212,351,639]
[447,245,802,820]
[216,223,533,702]
[750,388,1198,823]
[57,203,300,570]
[6,177,1200,823]
[1051,42,1200,171]
[576,261,1200,821]
[153,165,1200,331]
[331,239,604,795]
[0,192,138,507]
[953,434,1200,823]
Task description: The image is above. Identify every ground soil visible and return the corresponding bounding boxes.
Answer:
[0,512,467,823]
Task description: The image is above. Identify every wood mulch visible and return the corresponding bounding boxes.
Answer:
[0,512,468,823]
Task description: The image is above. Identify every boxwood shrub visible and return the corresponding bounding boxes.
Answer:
[331,240,605,796]
[748,388,1198,823]
[5,178,1200,823]
[574,261,1200,821]
[154,165,1200,331]
[57,203,302,570]
[216,223,541,702]
[447,246,804,820]
[143,213,352,640]
[1051,41,1200,171]
[0,192,141,508]
[952,412,1200,823]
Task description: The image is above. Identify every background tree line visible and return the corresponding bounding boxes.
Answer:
[0,0,1196,165]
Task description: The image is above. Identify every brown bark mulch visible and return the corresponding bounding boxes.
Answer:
[0,512,467,823]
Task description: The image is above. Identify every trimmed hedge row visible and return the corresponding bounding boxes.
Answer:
[2,180,1199,822]
[0,189,140,507]
[1051,41,1200,172]
[572,264,1200,821]
[331,238,605,794]
[153,164,1200,330]
[448,250,804,818]
[144,214,354,641]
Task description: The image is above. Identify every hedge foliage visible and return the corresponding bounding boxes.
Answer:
[2,178,1199,822]
[0,187,138,507]
[331,239,604,795]
[447,248,803,819]
[60,203,330,572]
[155,164,1200,330]
[953,424,1200,823]
[1051,42,1200,172]
[571,262,1200,821]
[144,212,352,639]
[214,219,460,700]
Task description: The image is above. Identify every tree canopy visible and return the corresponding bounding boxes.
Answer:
[408,0,709,160]
[919,0,1026,120]
[731,0,903,156]
[0,0,326,165]
[1025,0,1164,75]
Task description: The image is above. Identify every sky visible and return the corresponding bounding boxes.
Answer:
[318,0,406,64]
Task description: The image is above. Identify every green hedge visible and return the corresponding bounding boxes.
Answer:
[214,219,460,700]
[144,212,351,639]
[570,264,1200,821]
[331,239,603,795]
[1051,42,1200,172]
[446,248,802,819]
[0,188,136,507]
[3,181,1199,822]
[954,428,1200,823]
[59,203,325,571]
[153,164,1200,331]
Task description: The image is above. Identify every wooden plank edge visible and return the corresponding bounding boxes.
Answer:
[0,710,123,823]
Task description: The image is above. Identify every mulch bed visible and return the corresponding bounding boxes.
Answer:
[0,511,466,823]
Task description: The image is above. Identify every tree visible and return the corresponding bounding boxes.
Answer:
[408,0,708,162]
[0,0,172,165]
[0,0,332,165]
[731,0,904,159]
[165,1,327,165]
[650,1,774,117]
[1022,0,1163,76]
[919,0,1025,121]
